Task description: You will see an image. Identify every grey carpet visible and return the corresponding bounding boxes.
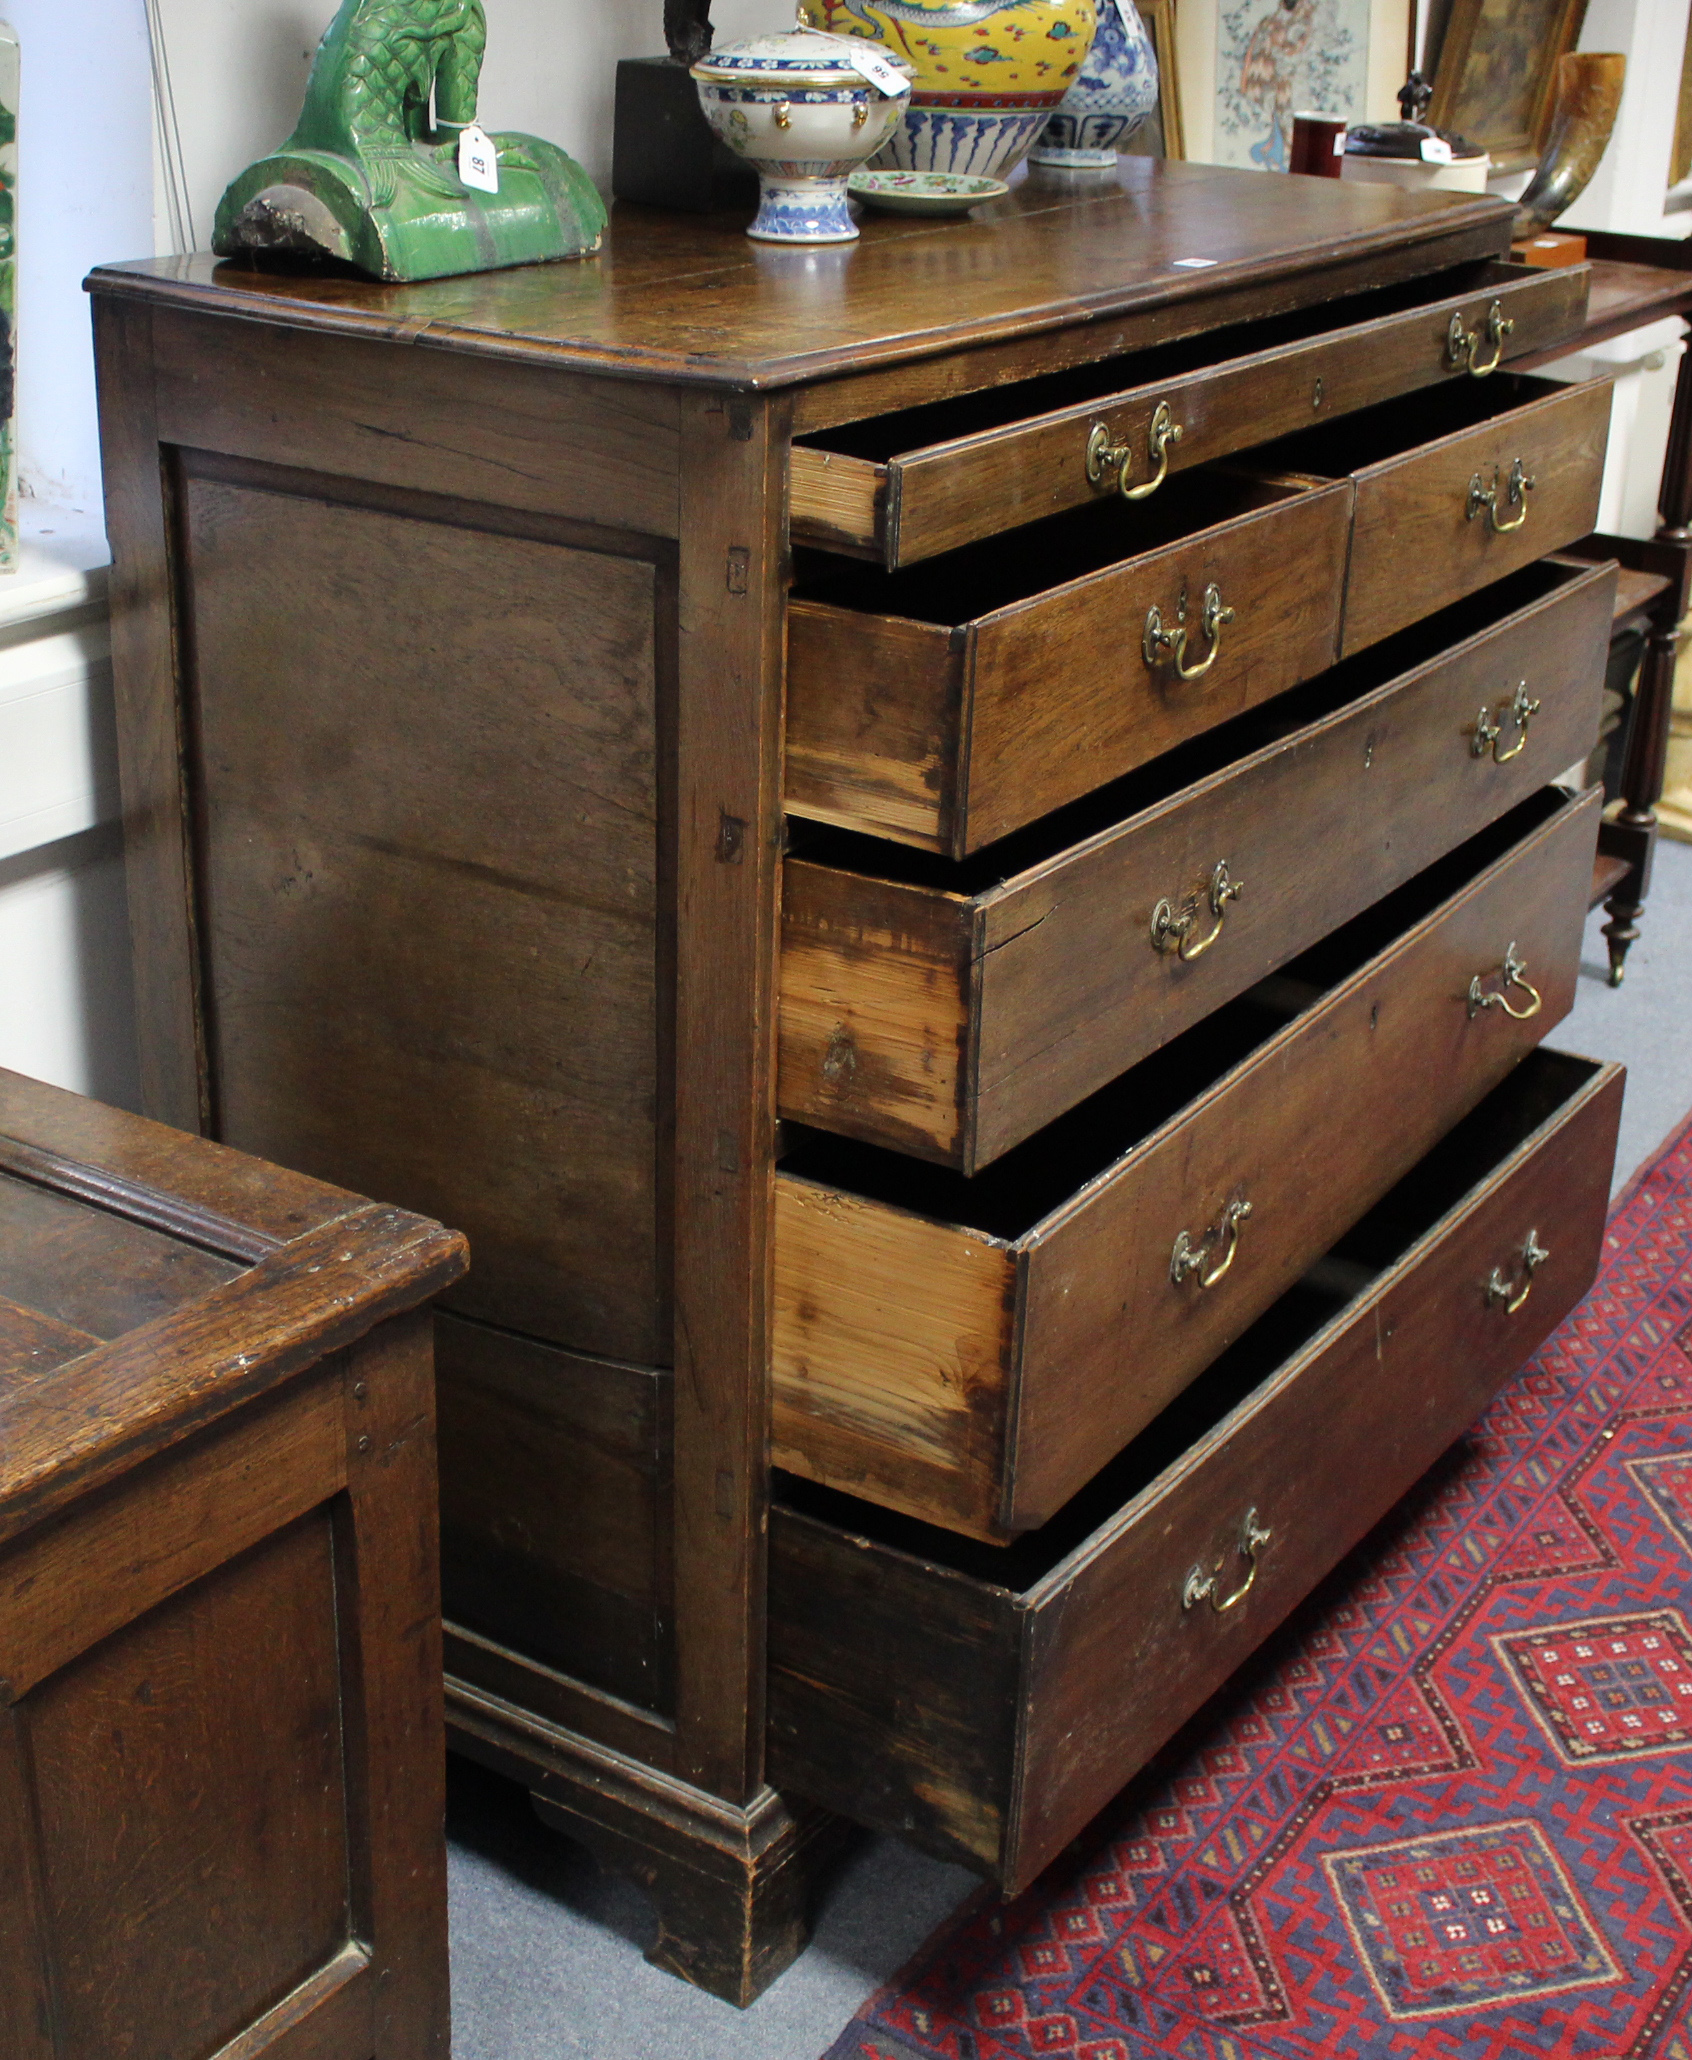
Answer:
[447,833,1692,2059]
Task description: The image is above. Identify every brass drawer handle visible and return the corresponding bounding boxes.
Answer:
[1086,399,1184,500]
[1467,457,1536,533]
[1151,859,1242,961]
[1447,299,1515,378]
[1183,1507,1273,1614]
[1170,1195,1252,1290]
[1470,682,1541,763]
[1144,581,1235,681]
[1467,941,1543,1021]
[1487,1228,1550,1315]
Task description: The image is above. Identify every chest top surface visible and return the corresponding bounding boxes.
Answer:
[89,160,1513,390]
[0,1068,467,1538]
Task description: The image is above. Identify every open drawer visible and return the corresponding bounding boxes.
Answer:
[786,468,1349,856]
[785,378,1609,859]
[789,259,1587,569]
[780,564,1612,1169]
[775,784,1598,1538]
[768,1047,1624,1891]
[1254,371,1611,655]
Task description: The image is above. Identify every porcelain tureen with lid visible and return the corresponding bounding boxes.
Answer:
[692,28,914,243]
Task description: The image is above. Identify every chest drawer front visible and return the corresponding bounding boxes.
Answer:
[780,565,1611,1171]
[787,477,1351,859]
[769,1049,1624,1888]
[791,262,1585,569]
[774,784,1600,1539]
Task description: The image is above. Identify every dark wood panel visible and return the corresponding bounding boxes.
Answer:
[0,1171,240,1342]
[0,1295,98,1391]
[91,296,207,1131]
[26,1512,352,2060]
[183,467,665,1364]
[151,306,681,539]
[435,1311,672,1713]
[668,391,790,1800]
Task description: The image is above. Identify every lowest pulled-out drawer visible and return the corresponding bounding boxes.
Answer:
[786,377,1608,858]
[769,1047,1624,1891]
[774,783,1598,1539]
[780,562,1612,1169]
[789,259,1585,569]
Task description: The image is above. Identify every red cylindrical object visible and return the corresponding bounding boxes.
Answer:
[1290,112,1347,177]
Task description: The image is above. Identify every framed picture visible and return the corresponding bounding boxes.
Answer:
[1427,0,1589,176]
[1122,0,1186,159]
[1207,0,1408,173]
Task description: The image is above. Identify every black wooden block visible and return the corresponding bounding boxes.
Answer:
[613,56,760,214]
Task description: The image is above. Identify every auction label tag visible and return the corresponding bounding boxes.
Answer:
[1419,134,1454,163]
[458,122,500,193]
[844,44,912,96]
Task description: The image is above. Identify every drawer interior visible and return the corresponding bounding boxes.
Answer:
[774,1043,1605,1596]
[787,565,1584,890]
[1245,371,1569,481]
[780,784,1575,1245]
[792,469,1309,624]
[793,260,1536,464]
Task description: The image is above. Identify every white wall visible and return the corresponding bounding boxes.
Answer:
[152,0,797,249]
[7,0,153,513]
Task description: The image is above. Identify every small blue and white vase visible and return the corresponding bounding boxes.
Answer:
[1028,0,1158,168]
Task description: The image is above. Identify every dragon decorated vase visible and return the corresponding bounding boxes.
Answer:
[798,0,1099,179]
[1028,0,1157,167]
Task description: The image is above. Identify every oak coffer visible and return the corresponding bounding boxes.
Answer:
[0,1064,466,2060]
[90,160,1620,2005]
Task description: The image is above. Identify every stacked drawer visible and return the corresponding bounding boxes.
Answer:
[766,258,1624,1890]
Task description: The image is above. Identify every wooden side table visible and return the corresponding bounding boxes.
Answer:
[0,1066,467,2060]
[1522,232,1692,981]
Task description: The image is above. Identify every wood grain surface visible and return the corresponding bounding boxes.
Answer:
[88,161,1513,399]
[182,461,665,1364]
[787,476,1350,859]
[792,259,1586,566]
[768,1052,1623,1886]
[781,569,1608,1172]
[774,785,1600,1537]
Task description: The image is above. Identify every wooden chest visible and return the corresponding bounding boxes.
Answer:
[88,161,1620,2004]
[0,1065,466,2060]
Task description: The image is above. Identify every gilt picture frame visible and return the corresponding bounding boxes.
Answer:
[1122,0,1186,159]
[1427,0,1589,176]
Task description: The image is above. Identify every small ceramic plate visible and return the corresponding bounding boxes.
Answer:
[848,169,1009,216]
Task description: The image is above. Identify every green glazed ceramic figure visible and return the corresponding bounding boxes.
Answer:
[214,0,605,282]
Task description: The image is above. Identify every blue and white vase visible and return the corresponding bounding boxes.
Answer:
[1029,0,1158,168]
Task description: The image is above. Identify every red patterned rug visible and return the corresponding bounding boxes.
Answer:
[825,1105,1692,2060]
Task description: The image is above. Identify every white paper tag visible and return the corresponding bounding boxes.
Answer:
[1172,256,1217,268]
[1419,133,1454,164]
[458,122,500,193]
[843,44,912,96]
[1113,0,1137,27]
[1333,128,1347,155]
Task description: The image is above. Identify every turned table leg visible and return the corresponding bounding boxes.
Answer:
[1602,332,1692,983]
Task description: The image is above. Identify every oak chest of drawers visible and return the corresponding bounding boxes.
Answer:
[90,161,1622,2005]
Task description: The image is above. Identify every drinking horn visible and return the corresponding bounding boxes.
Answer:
[1514,52,1626,237]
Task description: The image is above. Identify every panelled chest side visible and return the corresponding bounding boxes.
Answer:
[88,161,1614,2005]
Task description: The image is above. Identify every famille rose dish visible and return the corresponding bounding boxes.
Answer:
[848,167,1010,212]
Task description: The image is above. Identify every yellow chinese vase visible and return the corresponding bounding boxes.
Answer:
[798,0,1099,177]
